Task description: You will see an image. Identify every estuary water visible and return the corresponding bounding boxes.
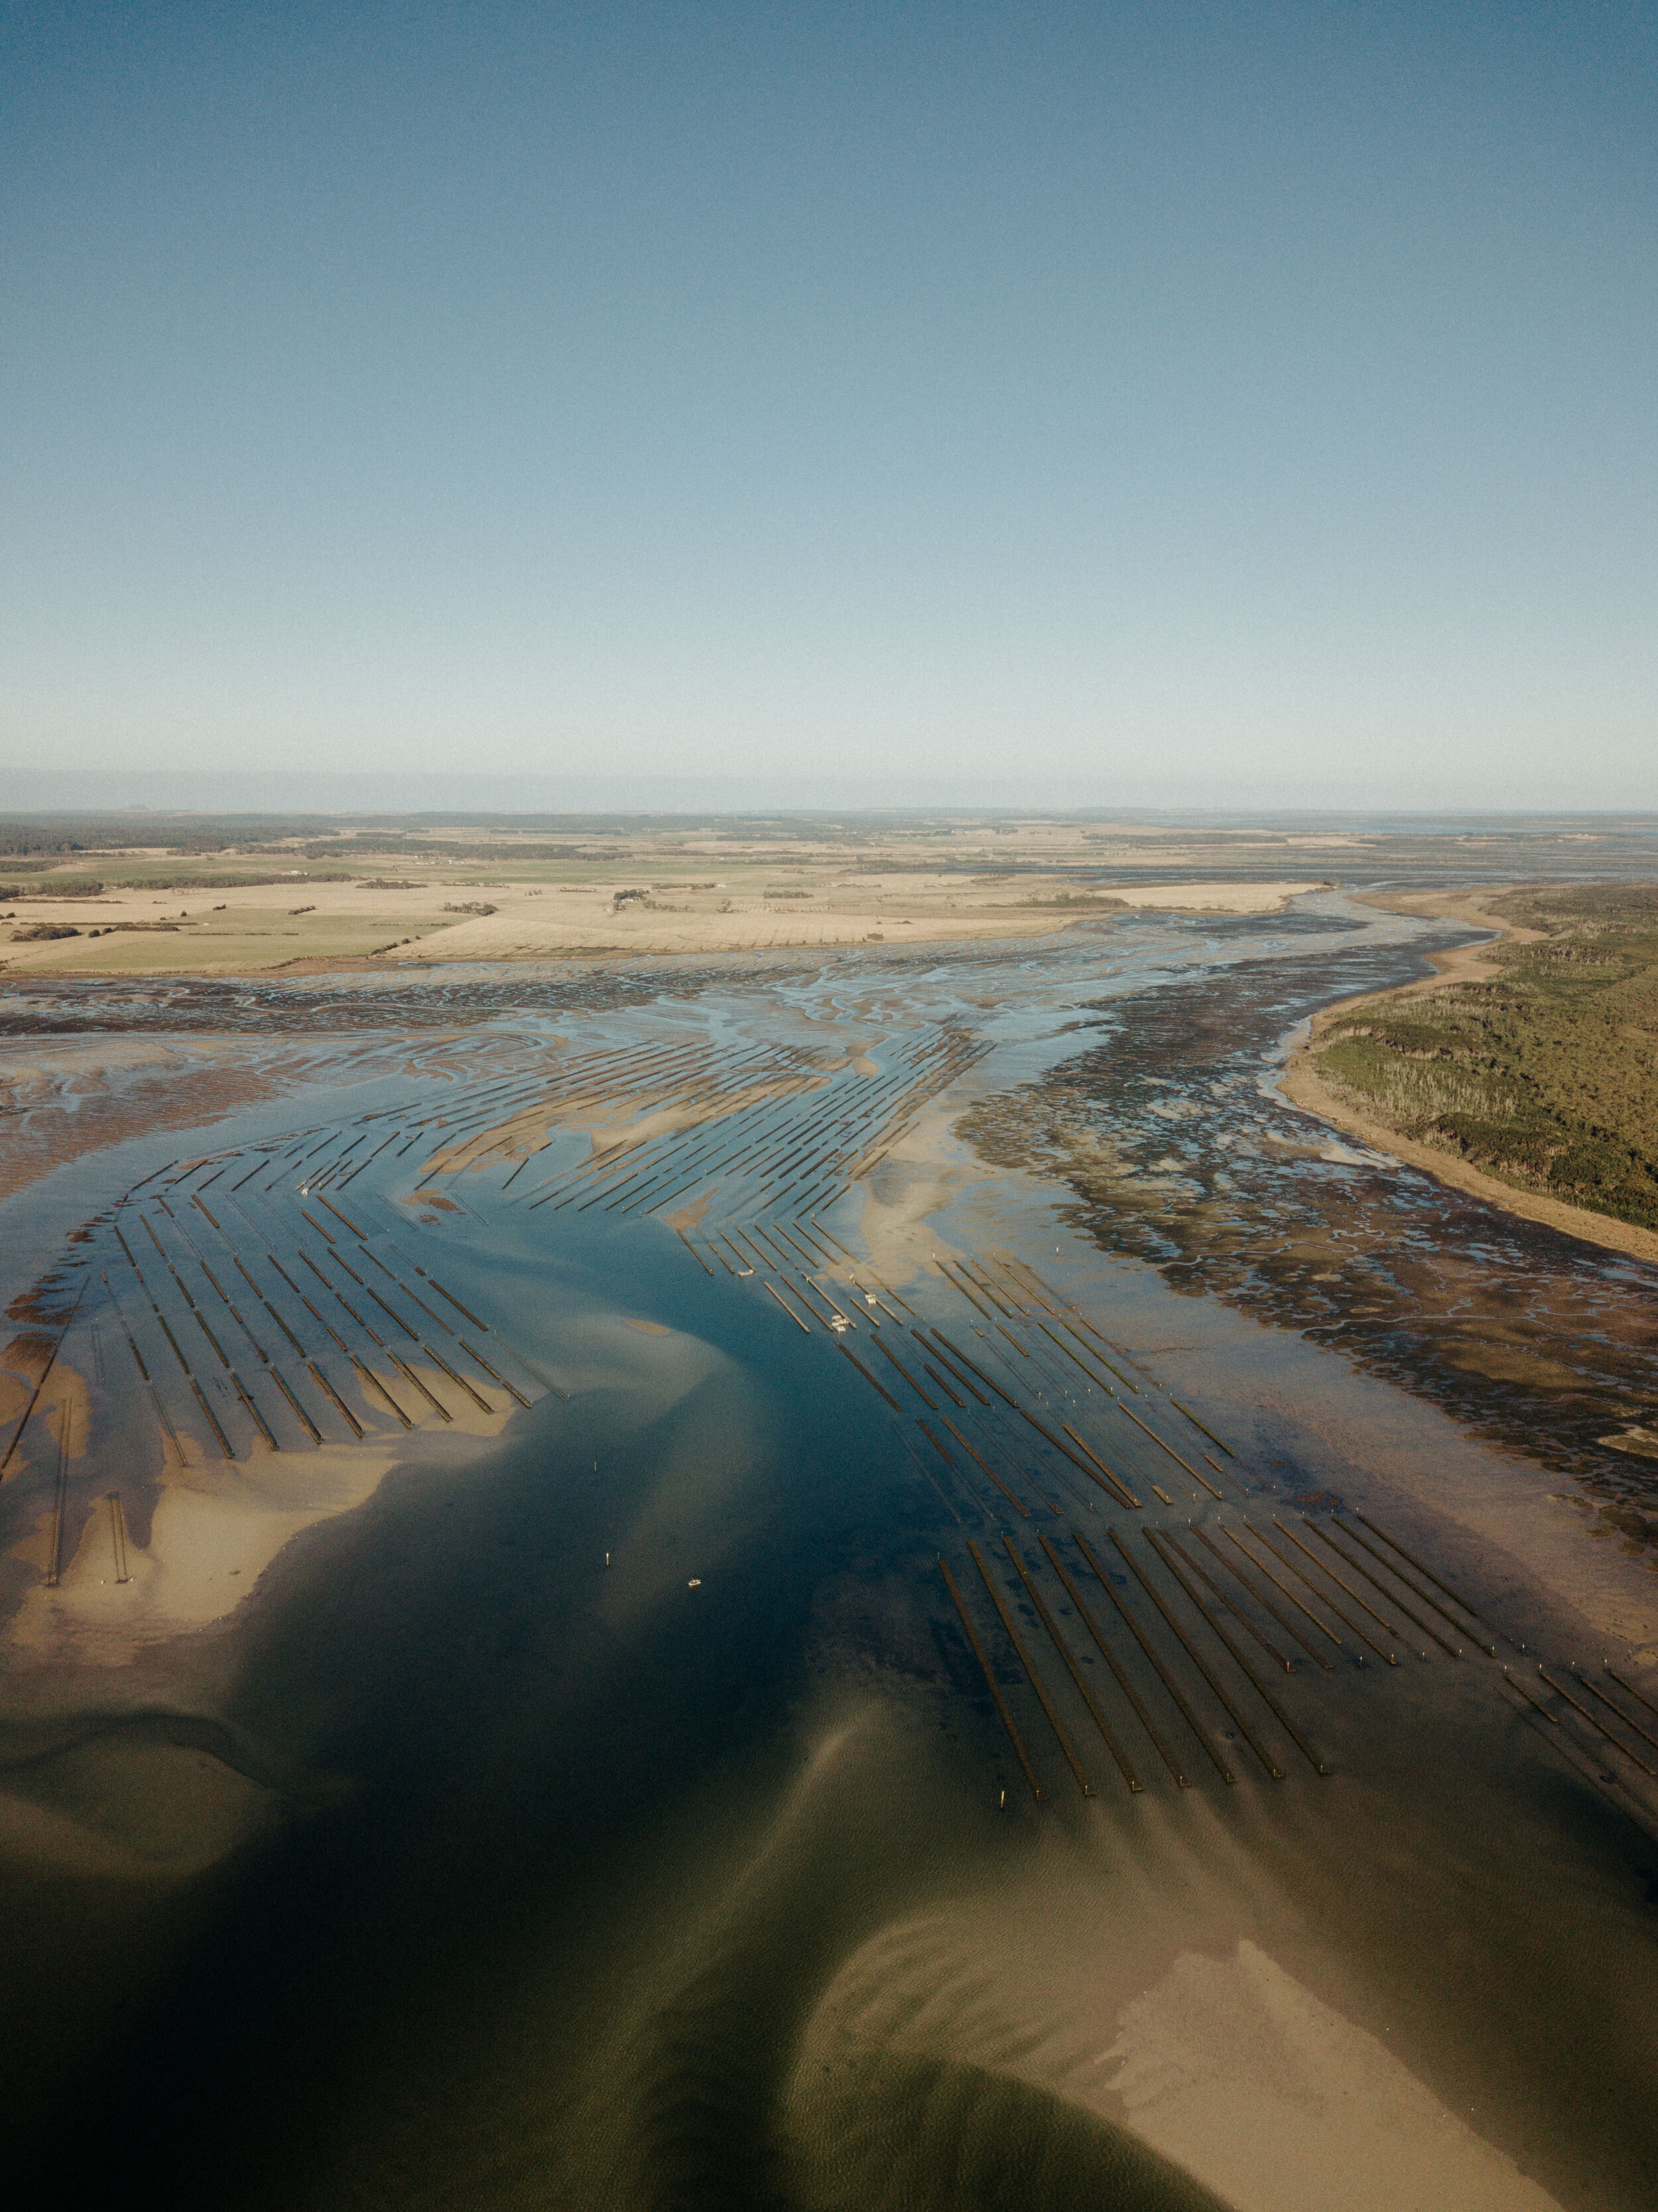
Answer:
[1,897,1656,2211]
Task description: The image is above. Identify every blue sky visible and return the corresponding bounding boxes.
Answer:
[3,3,1654,806]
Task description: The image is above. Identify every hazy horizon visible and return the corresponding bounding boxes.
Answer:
[7,769,1658,825]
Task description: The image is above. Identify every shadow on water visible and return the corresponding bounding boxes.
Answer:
[40,1364,808,2175]
[19,1279,1236,2212]
[11,1297,952,2205]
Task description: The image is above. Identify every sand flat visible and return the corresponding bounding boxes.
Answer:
[1101,1941,1561,2212]
[1099,879,1324,913]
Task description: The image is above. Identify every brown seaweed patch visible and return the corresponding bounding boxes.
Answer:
[0,1332,58,1387]
[955,941,1658,1553]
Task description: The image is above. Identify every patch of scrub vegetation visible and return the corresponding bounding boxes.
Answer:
[1313,883,1658,1230]
[2,876,107,898]
[95,868,355,889]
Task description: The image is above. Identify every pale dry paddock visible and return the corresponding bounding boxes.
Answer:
[383,876,1322,960]
[1098,881,1325,914]
[0,870,1325,975]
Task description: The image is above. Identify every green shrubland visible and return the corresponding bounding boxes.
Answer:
[1313,883,1658,1230]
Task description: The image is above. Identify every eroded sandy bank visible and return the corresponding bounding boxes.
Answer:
[1280,889,1658,1271]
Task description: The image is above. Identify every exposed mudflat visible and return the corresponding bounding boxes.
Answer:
[959,936,1658,1542]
